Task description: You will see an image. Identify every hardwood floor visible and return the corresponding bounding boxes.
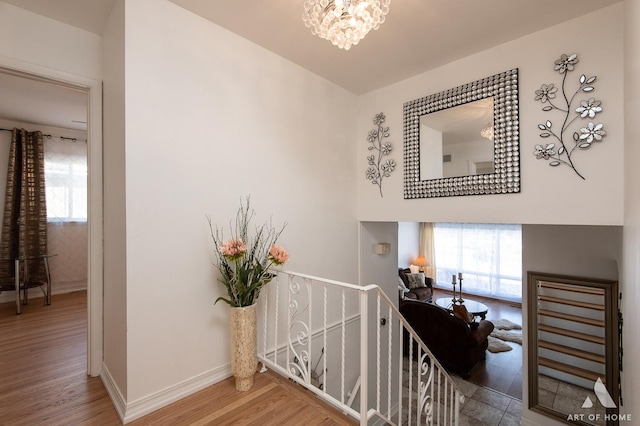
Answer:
[128,368,357,426]
[432,288,524,401]
[1,288,522,424]
[0,291,357,426]
[0,290,118,425]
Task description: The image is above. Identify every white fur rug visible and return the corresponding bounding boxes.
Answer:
[487,319,522,353]
[491,329,522,344]
[487,336,513,353]
[491,318,522,331]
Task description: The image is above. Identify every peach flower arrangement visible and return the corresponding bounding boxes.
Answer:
[208,197,288,307]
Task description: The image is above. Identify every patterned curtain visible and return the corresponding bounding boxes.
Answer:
[0,128,48,284]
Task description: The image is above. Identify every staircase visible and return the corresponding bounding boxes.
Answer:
[257,270,463,426]
[536,279,610,387]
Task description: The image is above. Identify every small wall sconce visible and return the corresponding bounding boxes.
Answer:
[375,243,391,255]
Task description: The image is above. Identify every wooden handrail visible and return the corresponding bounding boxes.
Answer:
[538,324,605,344]
[538,295,604,311]
[539,340,605,363]
[538,309,605,327]
[539,357,603,382]
[539,280,605,295]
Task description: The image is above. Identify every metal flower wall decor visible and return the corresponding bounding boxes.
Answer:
[366,112,395,197]
[534,53,606,180]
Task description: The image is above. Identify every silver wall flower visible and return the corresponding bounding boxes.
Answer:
[366,112,395,197]
[533,53,606,180]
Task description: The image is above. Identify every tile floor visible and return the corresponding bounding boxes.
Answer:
[406,290,524,424]
[536,374,606,425]
[401,357,522,426]
[451,374,522,426]
[432,289,524,401]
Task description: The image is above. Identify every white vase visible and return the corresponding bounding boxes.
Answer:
[229,303,258,391]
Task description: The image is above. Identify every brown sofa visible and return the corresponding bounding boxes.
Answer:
[399,299,494,378]
[398,268,433,302]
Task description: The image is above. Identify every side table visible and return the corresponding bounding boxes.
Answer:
[0,253,56,314]
[434,297,489,320]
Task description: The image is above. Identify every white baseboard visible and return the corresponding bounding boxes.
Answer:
[100,364,127,423]
[119,364,232,424]
[0,281,87,304]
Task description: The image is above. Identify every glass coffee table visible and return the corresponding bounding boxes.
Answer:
[434,297,489,320]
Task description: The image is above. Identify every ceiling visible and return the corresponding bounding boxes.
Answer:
[167,0,620,94]
[0,0,621,131]
[0,0,116,132]
[0,69,88,131]
[2,0,116,35]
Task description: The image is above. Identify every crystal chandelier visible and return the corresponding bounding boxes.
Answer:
[302,0,391,50]
[480,123,494,140]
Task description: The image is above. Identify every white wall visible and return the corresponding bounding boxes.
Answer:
[0,2,102,81]
[47,222,87,286]
[102,0,128,406]
[360,222,398,298]
[357,5,624,226]
[622,0,640,422]
[397,222,419,268]
[118,0,358,412]
[522,225,621,280]
[359,221,400,415]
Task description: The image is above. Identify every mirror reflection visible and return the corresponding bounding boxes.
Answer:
[420,98,494,179]
[527,272,619,425]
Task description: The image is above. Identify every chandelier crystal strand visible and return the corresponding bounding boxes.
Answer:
[480,123,494,140]
[302,0,391,50]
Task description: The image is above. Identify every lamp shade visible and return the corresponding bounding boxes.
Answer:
[412,256,430,267]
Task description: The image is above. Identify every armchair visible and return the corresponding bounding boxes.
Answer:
[400,298,494,378]
[398,268,432,302]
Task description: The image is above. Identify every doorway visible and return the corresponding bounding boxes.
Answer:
[0,65,103,376]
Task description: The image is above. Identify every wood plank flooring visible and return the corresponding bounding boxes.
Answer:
[432,288,524,400]
[0,291,357,426]
[128,368,356,426]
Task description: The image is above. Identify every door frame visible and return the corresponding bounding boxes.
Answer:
[0,59,104,376]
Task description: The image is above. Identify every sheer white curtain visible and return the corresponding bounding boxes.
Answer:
[434,223,522,302]
[44,137,88,287]
[44,137,87,223]
[419,222,436,279]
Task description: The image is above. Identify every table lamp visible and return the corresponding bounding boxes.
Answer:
[412,256,430,273]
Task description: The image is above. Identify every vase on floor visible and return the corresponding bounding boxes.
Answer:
[229,303,258,391]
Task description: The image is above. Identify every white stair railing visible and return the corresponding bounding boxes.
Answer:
[257,271,463,426]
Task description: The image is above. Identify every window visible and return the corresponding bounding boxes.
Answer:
[434,223,522,302]
[44,138,87,222]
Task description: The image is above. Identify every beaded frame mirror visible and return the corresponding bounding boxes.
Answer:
[403,69,520,198]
